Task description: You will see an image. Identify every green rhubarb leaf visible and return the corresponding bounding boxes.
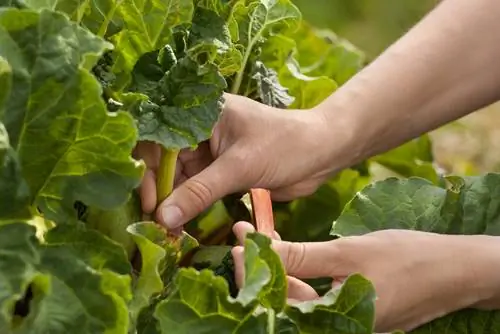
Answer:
[128,50,168,98]
[44,223,132,275]
[0,121,30,220]
[190,245,233,270]
[195,0,234,17]
[128,57,226,150]
[153,233,282,333]
[259,34,337,109]
[233,0,301,54]
[82,191,143,259]
[189,1,243,74]
[0,8,144,222]
[126,222,199,326]
[187,6,231,62]
[258,21,363,109]
[331,174,500,236]
[230,0,302,94]
[0,222,131,334]
[184,199,234,242]
[284,274,376,334]
[127,222,176,325]
[409,309,500,333]
[6,0,123,38]
[252,60,294,108]
[237,232,287,312]
[111,0,194,83]
[0,0,18,7]
[154,268,256,334]
[214,46,243,76]
[259,33,295,71]
[283,55,337,108]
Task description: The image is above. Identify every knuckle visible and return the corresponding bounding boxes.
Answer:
[183,178,213,212]
[285,242,307,277]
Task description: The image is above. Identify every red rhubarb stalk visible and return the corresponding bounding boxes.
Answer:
[249,188,275,237]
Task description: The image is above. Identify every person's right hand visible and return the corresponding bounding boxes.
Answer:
[134,93,349,230]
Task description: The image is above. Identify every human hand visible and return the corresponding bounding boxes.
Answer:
[134,93,351,230]
[230,221,500,332]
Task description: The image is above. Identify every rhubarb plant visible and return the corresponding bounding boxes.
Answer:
[1,0,493,333]
[0,1,379,333]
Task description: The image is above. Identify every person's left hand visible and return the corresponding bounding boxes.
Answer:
[230,221,500,332]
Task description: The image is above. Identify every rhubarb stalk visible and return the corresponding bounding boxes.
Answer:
[249,188,275,237]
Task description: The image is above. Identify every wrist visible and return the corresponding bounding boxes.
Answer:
[308,96,368,175]
[465,235,500,309]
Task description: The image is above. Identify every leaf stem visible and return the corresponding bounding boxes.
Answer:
[230,30,261,94]
[230,47,251,94]
[157,147,179,204]
[267,308,275,334]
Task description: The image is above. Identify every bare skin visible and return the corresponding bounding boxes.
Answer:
[134,0,500,331]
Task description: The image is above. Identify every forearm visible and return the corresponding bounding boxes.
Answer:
[316,0,500,170]
[468,235,500,309]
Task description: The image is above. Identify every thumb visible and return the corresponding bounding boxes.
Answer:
[156,155,241,230]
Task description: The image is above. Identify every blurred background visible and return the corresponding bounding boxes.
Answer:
[293,0,500,176]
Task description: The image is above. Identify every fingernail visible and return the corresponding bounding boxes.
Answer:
[160,205,183,229]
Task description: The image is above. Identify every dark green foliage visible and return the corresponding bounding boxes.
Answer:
[212,250,238,297]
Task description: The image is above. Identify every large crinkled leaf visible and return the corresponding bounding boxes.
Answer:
[258,22,362,109]
[127,57,226,150]
[0,222,131,334]
[81,192,142,260]
[229,0,301,94]
[410,309,500,334]
[127,222,199,327]
[154,268,257,333]
[214,46,243,76]
[237,233,287,311]
[0,8,144,221]
[0,121,30,220]
[127,222,175,325]
[284,274,376,333]
[331,174,500,236]
[259,34,337,109]
[110,0,193,83]
[187,2,242,75]
[234,0,301,51]
[44,223,132,275]
[187,6,231,60]
[283,56,337,109]
[5,0,123,37]
[331,174,500,333]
